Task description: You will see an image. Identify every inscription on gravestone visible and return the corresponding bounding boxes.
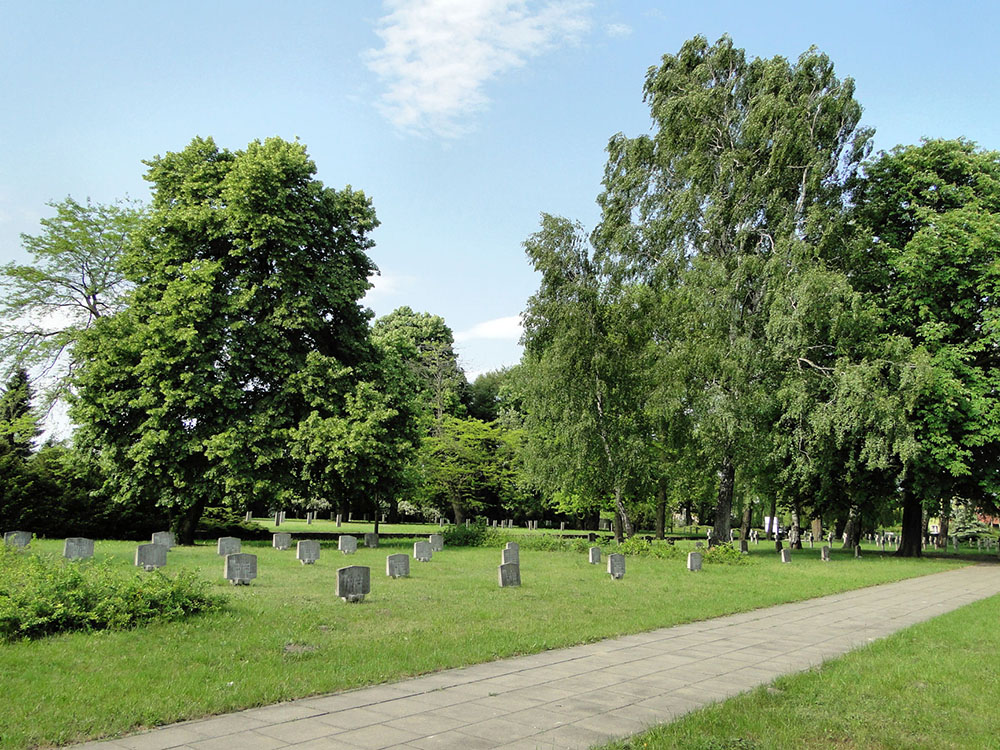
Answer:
[4,530,31,548]
[135,543,167,571]
[501,547,519,565]
[217,537,241,556]
[272,533,292,550]
[364,533,378,548]
[781,548,792,563]
[413,541,432,562]
[224,553,257,584]
[607,553,625,579]
[64,537,94,560]
[151,531,175,548]
[498,562,521,587]
[297,540,321,565]
[687,551,702,571]
[336,565,370,602]
[821,545,831,562]
[338,535,357,554]
[588,546,601,564]
[386,553,410,578]
[429,534,444,552]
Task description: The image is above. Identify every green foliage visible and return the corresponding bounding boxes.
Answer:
[702,542,751,565]
[195,507,269,540]
[614,536,684,559]
[0,545,219,642]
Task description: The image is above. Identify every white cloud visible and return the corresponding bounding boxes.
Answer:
[366,0,592,137]
[363,271,413,301]
[454,315,523,342]
[605,22,631,38]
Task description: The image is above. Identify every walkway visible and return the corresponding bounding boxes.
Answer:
[76,564,1000,750]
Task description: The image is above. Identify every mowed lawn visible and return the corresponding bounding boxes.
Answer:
[0,538,973,749]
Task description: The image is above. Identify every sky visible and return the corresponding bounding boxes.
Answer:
[2,0,999,381]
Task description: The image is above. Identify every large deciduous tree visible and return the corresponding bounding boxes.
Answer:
[71,136,380,543]
[594,35,872,545]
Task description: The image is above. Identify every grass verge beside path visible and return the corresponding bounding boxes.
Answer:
[0,540,969,749]
[596,590,1000,750]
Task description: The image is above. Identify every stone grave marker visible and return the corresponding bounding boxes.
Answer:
[217,537,241,556]
[274,512,281,526]
[306,513,312,525]
[224,553,257,585]
[854,544,862,559]
[386,553,410,578]
[135,543,167,571]
[338,535,357,554]
[151,531,175,548]
[4,530,31,548]
[498,562,521,587]
[505,541,519,552]
[413,541,432,562]
[687,551,702,571]
[607,553,625,579]
[64,537,94,560]
[364,533,378,548]
[588,546,601,564]
[439,518,445,527]
[336,565,371,603]
[272,532,292,550]
[780,548,792,563]
[739,540,749,554]
[502,547,519,565]
[297,540,321,565]
[245,511,252,522]
[429,534,444,552]
[560,521,566,531]
[336,514,342,527]
[821,545,831,562]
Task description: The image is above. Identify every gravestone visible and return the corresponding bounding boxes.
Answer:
[413,541,432,562]
[245,511,252,522]
[502,547,519,565]
[272,532,292,551]
[338,535,357,554]
[739,540,749,554]
[274,512,281,526]
[4,530,31,548]
[821,545,831,562]
[336,514,342,527]
[588,546,601,564]
[217,537,241,556]
[297,540,321,565]
[505,541,519,552]
[224,553,257,585]
[780,548,792,563]
[151,531,175,548]
[498,562,521,587]
[492,520,498,528]
[607,553,625,579]
[306,513,312,525]
[336,565,371,603]
[560,521,566,531]
[64,537,94,560]
[386,553,410,578]
[364,533,378,548]
[429,534,444,552]
[135,543,167,571]
[439,518,445,527]
[687,551,702,571]
[854,544,862,559]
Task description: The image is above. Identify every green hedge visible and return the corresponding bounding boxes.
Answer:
[0,544,221,642]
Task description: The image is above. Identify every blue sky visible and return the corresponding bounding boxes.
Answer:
[2,1,998,380]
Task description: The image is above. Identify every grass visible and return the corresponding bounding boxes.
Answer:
[596,589,1000,750]
[0,537,976,749]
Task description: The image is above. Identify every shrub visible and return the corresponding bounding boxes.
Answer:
[0,545,221,642]
[613,536,685,559]
[195,507,270,540]
[702,542,751,565]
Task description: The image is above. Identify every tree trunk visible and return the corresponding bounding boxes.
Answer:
[655,479,666,540]
[711,457,734,546]
[790,505,802,549]
[739,499,752,545]
[767,496,777,540]
[937,498,951,548]
[842,506,859,549]
[895,490,923,557]
[175,495,207,546]
[450,497,466,525]
[682,501,692,527]
[387,496,401,524]
[612,487,633,539]
[373,495,380,535]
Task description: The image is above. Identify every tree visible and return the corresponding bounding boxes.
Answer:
[852,139,1000,555]
[0,197,142,408]
[594,35,872,545]
[419,415,503,524]
[71,137,379,543]
[0,368,39,460]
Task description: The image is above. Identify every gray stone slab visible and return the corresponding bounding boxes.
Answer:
[339,535,358,554]
[365,532,379,548]
[272,533,291,551]
[151,531,175,548]
[224,553,257,585]
[498,561,520,587]
[607,553,625,579]
[413,541,432,562]
[64,537,94,560]
[217,537,241,556]
[297,540,321,565]
[781,548,792,563]
[336,565,370,602]
[501,547,519,565]
[135,543,167,571]
[4,530,31,548]
[687,551,702,571]
[429,534,444,552]
[588,546,601,564]
[386,553,410,578]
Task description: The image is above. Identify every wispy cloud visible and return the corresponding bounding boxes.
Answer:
[366,0,592,137]
[605,22,631,38]
[454,315,523,342]
[363,271,412,301]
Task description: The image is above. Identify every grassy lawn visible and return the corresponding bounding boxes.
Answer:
[596,587,1000,750]
[0,537,975,749]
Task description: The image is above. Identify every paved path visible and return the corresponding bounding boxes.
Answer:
[77,564,1000,750]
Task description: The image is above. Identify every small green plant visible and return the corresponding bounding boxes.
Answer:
[0,545,221,642]
[702,542,750,565]
[196,506,269,540]
[614,537,684,559]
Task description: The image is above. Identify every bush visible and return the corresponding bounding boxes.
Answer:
[702,542,751,565]
[195,507,270,540]
[613,536,685,559]
[0,545,221,642]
